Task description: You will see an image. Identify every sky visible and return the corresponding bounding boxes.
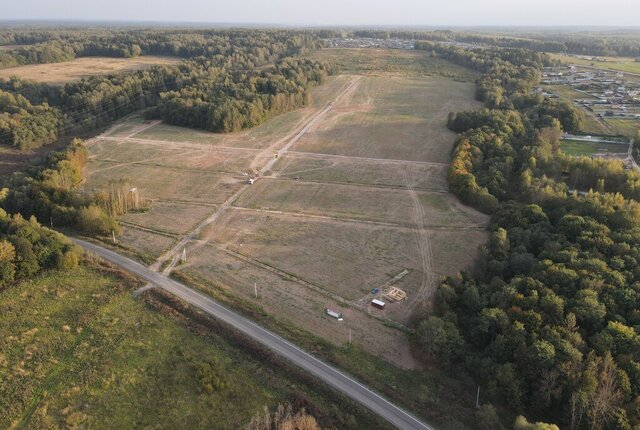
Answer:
[3,0,640,27]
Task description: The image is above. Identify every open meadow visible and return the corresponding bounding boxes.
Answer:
[85,49,489,365]
[0,266,375,429]
[0,56,181,85]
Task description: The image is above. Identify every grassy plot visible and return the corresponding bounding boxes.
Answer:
[89,138,257,174]
[544,85,598,101]
[551,53,640,75]
[235,178,483,227]
[200,209,424,300]
[88,162,242,204]
[561,139,628,157]
[606,118,640,137]
[115,226,177,262]
[120,201,215,235]
[292,75,481,163]
[199,209,484,302]
[1,266,376,429]
[272,153,449,190]
[0,56,181,85]
[310,48,480,81]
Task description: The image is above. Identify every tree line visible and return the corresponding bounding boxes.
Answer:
[153,57,332,132]
[0,28,322,69]
[414,41,640,429]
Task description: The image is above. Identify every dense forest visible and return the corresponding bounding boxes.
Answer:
[410,41,640,429]
[154,57,331,132]
[0,28,321,68]
[0,29,326,149]
[0,203,82,289]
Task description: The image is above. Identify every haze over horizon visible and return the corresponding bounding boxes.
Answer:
[3,0,640,27]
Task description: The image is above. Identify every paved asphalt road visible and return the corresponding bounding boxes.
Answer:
[73,238,434,430]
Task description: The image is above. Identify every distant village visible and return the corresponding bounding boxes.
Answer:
[325,37,415,50]
[539,63,640,121]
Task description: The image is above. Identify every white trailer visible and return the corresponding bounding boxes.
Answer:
[325,308,343,321]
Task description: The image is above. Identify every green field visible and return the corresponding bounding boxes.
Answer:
[310,48,481,81]
[551,53,640,75]
[606,118,640,137]
[0,264,384,429]
[561,139,628,156]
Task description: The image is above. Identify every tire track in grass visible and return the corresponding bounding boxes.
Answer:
[403,170,435,316]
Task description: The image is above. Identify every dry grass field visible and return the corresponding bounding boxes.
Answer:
[310,48,480,82]
[271,153,449,190]
[234,179,484,227]
[290,76,481,163]
[0,56,181,84]
[85,50,488,365]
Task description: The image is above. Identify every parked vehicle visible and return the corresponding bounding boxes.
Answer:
[371,299,386,310]
[325,308,343,321]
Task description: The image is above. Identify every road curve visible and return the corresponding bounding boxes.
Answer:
[73,238,434,430]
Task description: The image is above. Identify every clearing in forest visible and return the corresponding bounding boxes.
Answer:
[85,51,488,367]
[0,56,182,85]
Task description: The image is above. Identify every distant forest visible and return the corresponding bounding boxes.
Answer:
[336,29,640,57]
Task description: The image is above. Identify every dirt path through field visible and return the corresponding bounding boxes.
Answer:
[403,170,436,315]
[150,75,363,273]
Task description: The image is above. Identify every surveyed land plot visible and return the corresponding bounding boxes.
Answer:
[87,57,488,363]
[199,208,483,302]
[88,161,241,204]
[291,76,482,163]
[271,153,449,190]
[116,226,177,261]
[310,48,480,82]
[234,179,485,227]
[0,56,181,85]
[180,244,417,368]
[89,138,257,173]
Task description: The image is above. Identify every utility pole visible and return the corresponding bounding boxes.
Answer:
[112,230,116,244]
[254,282,258,299]
[50,216,53,228]
[181,248,187,263]
[475,385,480,408]
[349,328,352,345]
